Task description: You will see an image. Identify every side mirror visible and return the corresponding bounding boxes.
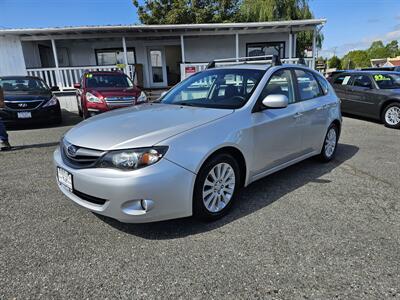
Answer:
[73,83,81,89]
[50,86,60,92]
[262,94,289,109]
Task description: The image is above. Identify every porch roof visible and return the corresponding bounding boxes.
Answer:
[0,19,326,41]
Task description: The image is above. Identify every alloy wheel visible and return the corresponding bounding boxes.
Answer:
[202,162,236,213]
[324,127,337,158]
[385,106,400,126]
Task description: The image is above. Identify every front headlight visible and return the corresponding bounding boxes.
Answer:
[96,146,168,170]
[43,96,58,107]
[86,92,103,103]
[136,91,147,103]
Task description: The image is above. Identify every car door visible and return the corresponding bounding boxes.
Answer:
[251,68,305,177]
[346,74,378,118]
[294,69,334,153]
[332,73,353,113]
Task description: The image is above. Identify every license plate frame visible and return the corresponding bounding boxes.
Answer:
[57,167,73,192]
[17,111,32,119]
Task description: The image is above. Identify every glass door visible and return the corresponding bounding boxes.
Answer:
[148,47,167,87]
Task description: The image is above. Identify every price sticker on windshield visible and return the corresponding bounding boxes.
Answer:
[374,74,390,81]
[85,73,93,78]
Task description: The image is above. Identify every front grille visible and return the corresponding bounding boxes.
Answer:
[5,100,44,110]
[105,96,135,107]
[61,140,105,169]
[73,189,107,205]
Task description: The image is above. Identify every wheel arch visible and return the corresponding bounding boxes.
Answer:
[380,99,400,120]
[198,146,248,188]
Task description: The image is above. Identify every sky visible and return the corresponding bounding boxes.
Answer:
[0,0,400,58]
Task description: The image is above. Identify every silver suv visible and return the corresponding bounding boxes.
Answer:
[54,63,341,223]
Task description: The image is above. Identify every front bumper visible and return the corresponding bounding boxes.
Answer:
[53,147,196,223]
[0,105,61,125]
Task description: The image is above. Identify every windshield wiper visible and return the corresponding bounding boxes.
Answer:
[174,102,197,107]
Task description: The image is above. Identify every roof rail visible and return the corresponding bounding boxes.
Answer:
[206,54,282,69]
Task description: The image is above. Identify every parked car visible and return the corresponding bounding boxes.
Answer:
[0,76,62,125]
[331,71,400,128]
[54,63,341,223]
[74,71,147,118]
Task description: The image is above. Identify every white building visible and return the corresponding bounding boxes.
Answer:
[0,19,325,90]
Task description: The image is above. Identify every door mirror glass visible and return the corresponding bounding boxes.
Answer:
[262,94,288,109]
[50,86,60,92]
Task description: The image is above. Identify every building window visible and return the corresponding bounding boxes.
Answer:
[95,48,136,66]
[246,42,285,59]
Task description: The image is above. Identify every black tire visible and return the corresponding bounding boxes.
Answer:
[193,153,241,221]
[382,103,400,129]
[318,123,339,162]
[77,97,83,117]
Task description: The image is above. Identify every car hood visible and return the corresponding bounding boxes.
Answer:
[65,103,234,150]
[4,91,52,101]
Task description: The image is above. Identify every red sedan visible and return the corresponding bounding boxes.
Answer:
[74,71,147,118]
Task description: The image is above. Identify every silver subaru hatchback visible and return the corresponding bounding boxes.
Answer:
[54,63,341,223]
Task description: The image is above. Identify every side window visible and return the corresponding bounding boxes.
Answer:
[315,74,330,95]
[295,69,323,101]
[259,69,295,104]
[353,75,372,88]
[334,74,352,85]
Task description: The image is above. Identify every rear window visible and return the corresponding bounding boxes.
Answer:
[85,73,134,88]
[0,78,49,92]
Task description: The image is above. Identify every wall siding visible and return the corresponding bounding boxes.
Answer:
[0,36,27,76]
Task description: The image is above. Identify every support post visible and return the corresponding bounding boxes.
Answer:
[235,33,239,62]
[312,27,317,69]
[288,31,293,61]
[180,35,185,63]
[293,33,297,59]
[51,39,62,91]
[122,36,129,76]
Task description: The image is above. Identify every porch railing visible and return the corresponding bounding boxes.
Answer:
[180,58,314,81]
[26,65,136,91]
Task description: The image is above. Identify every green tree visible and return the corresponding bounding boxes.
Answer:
[238,0,323,56]
[342,50,369,69]
[367,40,390,59]
[328,55,341,69]
[133,0,322,57]
[385,40,399,58]
[132,0,239,24]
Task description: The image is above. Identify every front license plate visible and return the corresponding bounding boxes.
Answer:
[17,112,32,119]
[57,167,73,192]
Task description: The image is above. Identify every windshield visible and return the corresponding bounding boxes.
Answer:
[373,73,400,89]
[0,78,49,92]
[161,68,265,109]
[85,73,134,88]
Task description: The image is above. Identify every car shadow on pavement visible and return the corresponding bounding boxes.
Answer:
[9,142,60,151]
[96,143,359,239]
[7,110,82,131]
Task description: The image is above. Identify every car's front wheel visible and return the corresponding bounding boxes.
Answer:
[318,123,339,162]
[193,153,240,220]
[382,103,400,129]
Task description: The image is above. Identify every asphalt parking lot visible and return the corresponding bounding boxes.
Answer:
[1,111,399,299]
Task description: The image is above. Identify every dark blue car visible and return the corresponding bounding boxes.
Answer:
[0,76,62,126]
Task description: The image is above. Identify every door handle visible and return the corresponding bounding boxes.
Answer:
[293,112,303,119]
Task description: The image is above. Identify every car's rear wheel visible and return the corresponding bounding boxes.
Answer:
[318,123,339,162]
[193,153,240,220]
[382,103,400,129]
